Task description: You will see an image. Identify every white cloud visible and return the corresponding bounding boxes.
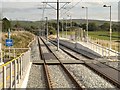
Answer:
[1,1,119,21]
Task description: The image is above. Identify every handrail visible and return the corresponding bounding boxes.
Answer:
[88,40,119,55]
[3,48,29,50]
[0,53,24,68]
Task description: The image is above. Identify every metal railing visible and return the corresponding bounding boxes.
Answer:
[0,50,4,63]
[61,35,119,61]
[0,48,30,89]
[3,48,29,61]
[78,38,119,60]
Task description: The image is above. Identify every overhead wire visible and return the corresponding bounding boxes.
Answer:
[61,0,81,17]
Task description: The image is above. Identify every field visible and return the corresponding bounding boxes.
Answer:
[88,31,119,41]
[59,31,119,51]
[60,31,119,40]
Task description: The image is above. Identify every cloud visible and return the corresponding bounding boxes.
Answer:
[1,1,119,21]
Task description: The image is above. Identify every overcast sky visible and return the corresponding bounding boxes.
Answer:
[0,0,119,21]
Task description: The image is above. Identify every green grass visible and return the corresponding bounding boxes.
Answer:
[59,30,119,51]
[88,31,119,40]
[60,31,119,41]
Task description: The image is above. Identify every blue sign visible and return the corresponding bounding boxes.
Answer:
[6,39,13,47]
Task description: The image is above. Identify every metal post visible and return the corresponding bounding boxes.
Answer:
[45,17,48,42]
[110,6,112,50]
[103,5,112,57]
[14,48,15,58]
[62,18,64,38]
[70,15,72,40]
[86,7,88,43]
[41,1,70,51]
[57,0,59,51]
[18,59,20,84]
[8,28,11,60]
[3,66,6,88]
[9,48,10,60]
[70,15,72,28]
[79,28,80,41]
[20,56,22,78]
[29,48,31,62]
[14,60,17,88]
[82,7,88,42]
[44,27,45,36]
[1,50,3,63]
[4,49,5,61]
[66,19,67,38]
[10,62,12,88]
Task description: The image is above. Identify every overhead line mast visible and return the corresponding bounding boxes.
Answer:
[42,1,70,51]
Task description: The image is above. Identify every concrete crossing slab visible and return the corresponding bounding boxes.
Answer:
[61,60,84,64]
[33,60,44,64]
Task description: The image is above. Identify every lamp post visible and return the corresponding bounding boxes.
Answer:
[103,5,112,49]
[82,6,88,42]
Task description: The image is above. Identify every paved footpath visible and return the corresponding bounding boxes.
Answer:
[59,38,119,60]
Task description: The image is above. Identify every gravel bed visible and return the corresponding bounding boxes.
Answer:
[39,39,49,53]
[60,45,91,60]
[31,39,41,61]
[47,42,76,61]
[48,65,75,88]
[41,45,49,53]
[105,61,120,70]
[27,65,46,88]
[65,64,117,89]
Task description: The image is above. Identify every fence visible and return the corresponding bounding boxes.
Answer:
[87,40,119,59]
[3,48,30,62]
[0,50,3,63]
[60,30,119,60]
[0,48,30,89]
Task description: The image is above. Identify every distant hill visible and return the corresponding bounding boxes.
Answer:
[11,21,42,29]
[71,19,118,25]
[49,19,117,25]
[10,19,118,30]
[11,19,118,26]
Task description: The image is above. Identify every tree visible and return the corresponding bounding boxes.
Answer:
[48,26,56,35]
[81,23,86,30]
[51,22,57,30]
[88,22,97,31]
[2,17,11,32]
[72,22,79,27]
[100,23,109,31]
[112,24,119,31]
[14,21,21,28]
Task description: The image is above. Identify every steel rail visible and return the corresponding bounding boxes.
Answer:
[51,40,120,72]
[37,37,53,90]
[40,37,83,90]
[50,39,120,89]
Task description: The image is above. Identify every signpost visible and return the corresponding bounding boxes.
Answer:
[6,39,13,47]
[5,28,13,59]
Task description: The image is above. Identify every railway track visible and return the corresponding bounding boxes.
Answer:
[50,39,120,89]
[38,37,53,89]
[38,37,83,89]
